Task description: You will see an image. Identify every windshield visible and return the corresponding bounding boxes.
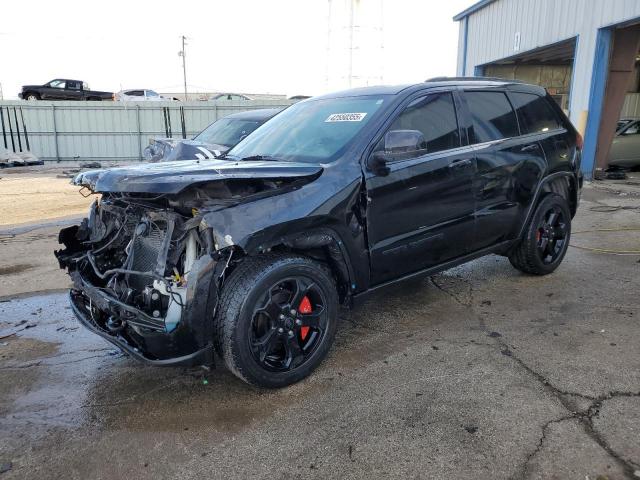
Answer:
[194,118,262,148]
[228,96,387,163]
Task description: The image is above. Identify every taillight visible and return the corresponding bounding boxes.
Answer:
[576,132,584,150]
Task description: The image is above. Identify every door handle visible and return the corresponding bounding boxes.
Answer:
[521,143,540,152]
[448,158,472,168]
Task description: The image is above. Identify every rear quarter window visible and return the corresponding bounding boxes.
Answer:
[465,91,518,144]
[509,92,562,134]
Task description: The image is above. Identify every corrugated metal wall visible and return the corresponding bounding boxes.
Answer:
[0,100,293,163]
[456,0,640,125]
[620,93,640,117]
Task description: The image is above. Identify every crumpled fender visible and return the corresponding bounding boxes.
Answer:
[201,174,371,292]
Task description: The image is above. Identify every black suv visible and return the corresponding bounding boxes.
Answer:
[56,78,582,388]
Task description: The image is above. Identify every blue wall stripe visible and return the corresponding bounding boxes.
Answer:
[567,35,580,117]
[462,17,469,76]
[582,28,612,178]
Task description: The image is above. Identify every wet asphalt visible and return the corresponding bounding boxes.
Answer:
[0,185,639,480]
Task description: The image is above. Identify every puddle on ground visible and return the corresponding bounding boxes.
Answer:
[0,278,479,438]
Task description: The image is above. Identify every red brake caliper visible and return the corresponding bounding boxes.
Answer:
[298,296,312,340]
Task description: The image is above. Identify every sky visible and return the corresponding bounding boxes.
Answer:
[0,0,472,100]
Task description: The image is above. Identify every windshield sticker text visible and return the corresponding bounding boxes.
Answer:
[325,112,367,123]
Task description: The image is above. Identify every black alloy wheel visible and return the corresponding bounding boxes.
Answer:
[249,277,328,372]
[535,205,568,264]
[509,193,572,275]
[214,254,338,388]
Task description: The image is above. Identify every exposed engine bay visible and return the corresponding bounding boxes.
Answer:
[55,177,310,365]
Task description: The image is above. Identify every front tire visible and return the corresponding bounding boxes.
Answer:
[509,193,571,275]
[214,254,338,388]
[25,93,39,101]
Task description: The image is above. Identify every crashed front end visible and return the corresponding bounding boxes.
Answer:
[55,159,325,366]
[56,192,228,367]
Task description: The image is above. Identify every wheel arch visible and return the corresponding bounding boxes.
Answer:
[540,173,578,217]
[516,171,578,240]
[219,226,357,304]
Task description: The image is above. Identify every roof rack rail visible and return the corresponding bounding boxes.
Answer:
[425,76,526,84]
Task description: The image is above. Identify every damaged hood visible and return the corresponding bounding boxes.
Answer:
[73,159,323,194]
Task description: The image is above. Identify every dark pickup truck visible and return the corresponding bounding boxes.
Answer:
[19,79,114,101]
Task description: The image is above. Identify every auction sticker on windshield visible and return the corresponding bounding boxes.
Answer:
[325,112,367,122]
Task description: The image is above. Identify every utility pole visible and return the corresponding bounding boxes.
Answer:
[178,36,188,101]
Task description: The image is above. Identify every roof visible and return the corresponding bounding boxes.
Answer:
[225,108,282,120]
[453,0,497,21]
[304,78,542,102]
[312,84,414,100]
[425,76,525,84]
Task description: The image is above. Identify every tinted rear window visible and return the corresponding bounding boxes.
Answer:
[510,92,561,134]
[465,91,518,143]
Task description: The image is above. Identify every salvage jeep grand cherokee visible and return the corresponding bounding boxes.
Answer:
[56,78,583,388]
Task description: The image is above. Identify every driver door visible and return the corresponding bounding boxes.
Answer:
[365,91,477,284]
[43,80,66,100]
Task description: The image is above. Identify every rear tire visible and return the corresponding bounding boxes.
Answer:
[509,193,571,275]
[214,254,338,388]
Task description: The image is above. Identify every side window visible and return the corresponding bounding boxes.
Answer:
[465,91,518,143]
[126,90,143,96]
[379,92,460,160]
[510,92,561,134]
[49,80,66,89]
[67,81,81,90]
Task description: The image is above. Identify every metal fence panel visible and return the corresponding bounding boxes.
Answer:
[0,100,293,163]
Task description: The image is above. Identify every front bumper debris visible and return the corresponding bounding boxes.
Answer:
[69,289,213,367]
[65,252,222,368]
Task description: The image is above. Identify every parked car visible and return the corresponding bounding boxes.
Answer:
[55,78,582,388]
[19,79,113,101]
[609,119,640,170]
[616,117,638,132]
[143,108,281,162]
[210,93,251,101]
[116,89,168,102]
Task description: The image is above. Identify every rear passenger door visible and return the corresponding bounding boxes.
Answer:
[461,89,546,251]
[65,81,84,100]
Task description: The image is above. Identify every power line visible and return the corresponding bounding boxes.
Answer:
[178,36,188,100]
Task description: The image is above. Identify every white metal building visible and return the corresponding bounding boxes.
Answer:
[454,0,640,178]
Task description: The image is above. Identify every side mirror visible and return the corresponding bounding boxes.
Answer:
[367,151,391,177]
[383,129,427,154]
